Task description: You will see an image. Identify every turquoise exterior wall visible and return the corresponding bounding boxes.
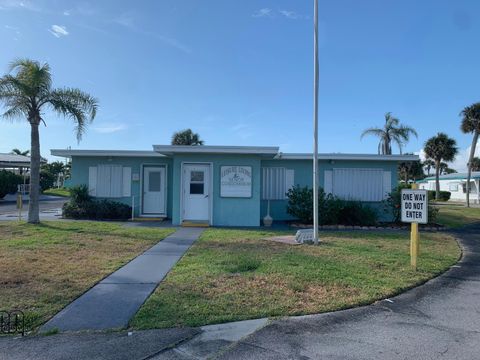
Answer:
[67,154,399,225]
[171,154,262,226]
[70,156,173,217]
[259,159,398,221]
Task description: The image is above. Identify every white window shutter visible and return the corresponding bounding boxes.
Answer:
[110,165,123,198]
[88,166,97,196]
[285,169,295,198]
[122,167,132,197]
[383,171,392,199]
[324,170,333,194]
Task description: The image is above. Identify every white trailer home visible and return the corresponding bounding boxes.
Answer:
[418,172,480,204]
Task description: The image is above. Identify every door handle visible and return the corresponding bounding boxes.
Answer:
[205,194,209,198]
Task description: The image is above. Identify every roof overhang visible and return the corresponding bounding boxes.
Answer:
[153,145,280,157]
[51,149,165,158]
[0,153,36,168]
[276,153,420,162]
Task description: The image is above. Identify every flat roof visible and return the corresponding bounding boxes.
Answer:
[276,153,419,162]
[51,149,165,158]
[153,145,280,156]
[51,146,420,162]
[0,153,32,167]
[419,172,480,182]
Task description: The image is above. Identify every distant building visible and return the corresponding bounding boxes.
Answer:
[417,172,480,204]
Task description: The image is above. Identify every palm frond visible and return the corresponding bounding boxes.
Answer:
[360,127,385,139]
[47,87,98,142]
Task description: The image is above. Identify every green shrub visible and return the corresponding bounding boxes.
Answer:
[69,185,91,205]
[383,185,438,224]
[286,186,314,223]
[337,201,378,226]
[0,170,23,198]
[428,190,451,202]
[40,170,55,192]
[286,185,378,226]
[63,185,131,220]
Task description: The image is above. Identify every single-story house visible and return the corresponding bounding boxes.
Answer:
[51,145,417,226]
[417,172,480,204]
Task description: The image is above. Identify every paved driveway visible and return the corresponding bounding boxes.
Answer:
[218,225,480,360]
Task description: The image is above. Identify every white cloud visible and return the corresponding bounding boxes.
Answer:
[93,123,128,134]
[63,9,70,16]
[113,13,135,29]
[112,14,191,54]
[0,0,41,12]
[279,10,300,19]
[49,25,69,38]
[231,123,253,140]
[252,8,272,18]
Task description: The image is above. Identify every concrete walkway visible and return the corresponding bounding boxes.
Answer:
[41,227,204,332]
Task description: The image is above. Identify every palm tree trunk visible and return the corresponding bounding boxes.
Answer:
[435,160,441,201]
[28,122,40,224]
[466,131,479,208]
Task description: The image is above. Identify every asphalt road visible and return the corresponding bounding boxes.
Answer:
[218,225,480,360]
[0,197,67,218]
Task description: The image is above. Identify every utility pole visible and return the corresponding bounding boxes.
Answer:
[313,0,319,244]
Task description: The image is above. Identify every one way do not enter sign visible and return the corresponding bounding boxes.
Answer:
[401,189,428,224]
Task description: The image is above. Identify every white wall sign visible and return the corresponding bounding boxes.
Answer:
[401,189,428,224]
[220,166,252,198]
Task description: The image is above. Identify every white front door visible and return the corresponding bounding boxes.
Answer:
[183,164,210,222]
[142,166,166,215]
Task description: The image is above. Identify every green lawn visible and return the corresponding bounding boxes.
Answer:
[43,188,70,197]
[0,221,174,331]
[436,205,480,228]
[132,228,460,329]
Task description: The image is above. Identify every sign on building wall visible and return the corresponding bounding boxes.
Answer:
[401,189,428,224]
[220,166,252,198]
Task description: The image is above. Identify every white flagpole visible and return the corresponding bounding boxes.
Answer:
[313,0,319,244]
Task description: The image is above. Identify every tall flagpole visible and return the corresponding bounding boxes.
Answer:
[313,0,319,244]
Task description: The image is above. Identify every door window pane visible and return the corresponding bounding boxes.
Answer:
[148,171,161,192]
[191,171,204,182]
[190,183,204,194]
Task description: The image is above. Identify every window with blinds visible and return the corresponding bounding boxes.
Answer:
[262,167,294,200]
[323,168,391,202]
[88,165,131,198]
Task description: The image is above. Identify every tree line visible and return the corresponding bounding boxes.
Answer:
[362,107,480,205]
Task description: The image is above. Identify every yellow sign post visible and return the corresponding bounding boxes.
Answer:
[16,193,23,221]
[410,184,420,270]
[401,183,427,271]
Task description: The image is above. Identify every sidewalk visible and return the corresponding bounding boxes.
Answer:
[41,227,204,332]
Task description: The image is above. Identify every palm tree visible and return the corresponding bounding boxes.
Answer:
[423,159,435,176]
[361,112,418,154]
[460,103,480,207]
[471,157,480,172]
[0,59,97,223]
[424,133,458,200]
[171,129,204,145]
[10,148,30,174]
[11,148,29,156]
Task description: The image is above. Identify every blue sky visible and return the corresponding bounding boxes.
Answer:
[1,0,479,170]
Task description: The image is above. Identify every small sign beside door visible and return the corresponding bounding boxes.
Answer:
[220,166,252,198]
[401,189,428,224]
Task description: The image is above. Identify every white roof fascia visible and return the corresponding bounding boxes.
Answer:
[153,145,279,156]
[276,153,419,161]
[51,149,166,158]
